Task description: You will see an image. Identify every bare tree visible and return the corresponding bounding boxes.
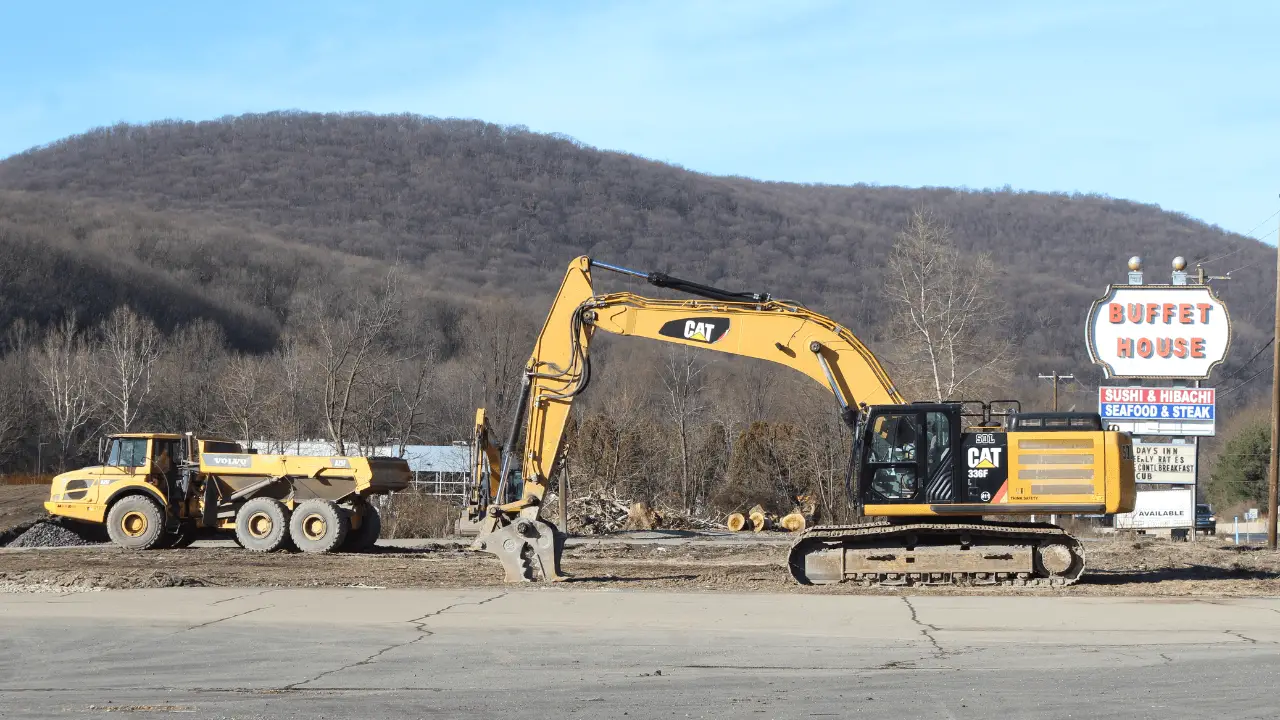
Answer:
[0,321,41,469]
[386,349,438,456]
[0,362,25,466]
[661,346,709,511]
[34,316,97,469]
[885,208,1014,401]
[298,271,403,455]
[154,319,227,434]
[264,336,311,454]
[461,298,536,429]
[215,353,276,446]
[565,366,659,499]
[95,306,163,432]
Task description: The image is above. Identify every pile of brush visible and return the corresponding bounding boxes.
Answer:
[553,494,721,535]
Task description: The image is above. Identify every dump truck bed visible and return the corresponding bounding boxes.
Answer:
[199,451,411,496]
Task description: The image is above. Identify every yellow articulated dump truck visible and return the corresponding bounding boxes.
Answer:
[45,433,411,552]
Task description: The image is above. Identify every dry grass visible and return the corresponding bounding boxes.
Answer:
[0,474,54,486]
[378,488,460,538]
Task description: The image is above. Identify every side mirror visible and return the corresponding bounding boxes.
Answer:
[98,437,106,464]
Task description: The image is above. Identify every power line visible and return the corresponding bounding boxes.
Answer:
[1192,211,1278,267]
[1220,364,1272,397]
[1219,221,1278,274]
[1068,375,1095,393]
[1241,208,1280,241]
[1221,260,1261,276]
[1252,221,1280,243]
[1217,338,1275,385]
[1196,246,1244,267]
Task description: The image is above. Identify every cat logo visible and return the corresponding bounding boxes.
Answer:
[967,447,1002,469]
[658,317,729,344]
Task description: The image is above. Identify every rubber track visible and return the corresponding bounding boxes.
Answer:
[787,520,1085,588]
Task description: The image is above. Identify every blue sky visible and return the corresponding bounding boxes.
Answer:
[1,1,1276,239]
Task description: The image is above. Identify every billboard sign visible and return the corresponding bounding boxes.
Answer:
[1114,489,1194,529]
[1098,386,1216,436]
[1086,285,1231,379]
[1131,440,1196,484]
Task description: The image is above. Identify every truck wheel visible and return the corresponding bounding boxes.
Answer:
[290,499,349,553]
[106,495,166,550]
[343,503,382,552]
[235,498,291,552]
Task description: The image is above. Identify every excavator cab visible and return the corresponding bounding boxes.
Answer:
[858,404,961,507]
[851,398,1130,520]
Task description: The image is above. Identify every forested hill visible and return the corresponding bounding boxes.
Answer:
[0,111,1274,395]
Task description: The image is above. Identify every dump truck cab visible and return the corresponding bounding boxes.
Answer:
[46,432,195,526]
[46,432,411,552]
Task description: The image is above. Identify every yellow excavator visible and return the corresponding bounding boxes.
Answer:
[467,256,1135,586]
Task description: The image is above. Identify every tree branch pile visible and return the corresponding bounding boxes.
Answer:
[545,492,722,535]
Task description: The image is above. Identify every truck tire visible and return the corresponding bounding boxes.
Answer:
[235,498,291,552]
[343,503,382,552]
[106,495,167,550]
[290,499,349,553]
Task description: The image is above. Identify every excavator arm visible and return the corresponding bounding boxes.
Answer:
[468,256,904,582]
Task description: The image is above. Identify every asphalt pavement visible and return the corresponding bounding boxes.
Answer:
[1,588,1279,719]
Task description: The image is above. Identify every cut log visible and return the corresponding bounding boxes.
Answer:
[726,512,749,532]
[625,501,662,530]
[749,511,769,532]
[779,512,807,533]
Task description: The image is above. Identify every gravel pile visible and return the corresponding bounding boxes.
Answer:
[0,580,101,594]
[4,521,98,548]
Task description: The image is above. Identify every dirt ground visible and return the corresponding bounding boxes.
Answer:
[1,535,1278,597]
[0,485,54,543]
[4,483,1278,596]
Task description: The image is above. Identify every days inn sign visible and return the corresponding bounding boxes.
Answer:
[1085,285,1231,380]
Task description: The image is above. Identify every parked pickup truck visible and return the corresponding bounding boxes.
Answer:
[1195,503,1216,535]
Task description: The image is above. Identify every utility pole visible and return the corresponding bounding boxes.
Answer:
[1038,372,1074,412]
[1270,209,1280,550]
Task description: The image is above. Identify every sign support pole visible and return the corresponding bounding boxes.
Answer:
[1192,380,1200,543]
[1269,222,1280,550]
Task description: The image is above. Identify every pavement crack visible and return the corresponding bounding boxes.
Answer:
[286,591,508,689]
[1158,653,1173,664]
[900,596,940,631]
[406,590,509,632]
[176,605,272,634]
[901,597,947,658]
[1226,630,1259,644]
[209,589,275,606]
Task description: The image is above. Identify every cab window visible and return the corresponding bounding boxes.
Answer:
[870,466,917,500]
[867,413,920,500]
[925,411,952,477]
[107,438,149,467]
[869,414,919,463]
